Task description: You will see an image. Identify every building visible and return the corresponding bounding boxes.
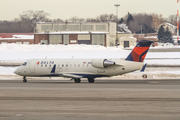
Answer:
[0,33,34,44]
[158,22,176,34]
[118,33,137,48]
[34,22,116,46]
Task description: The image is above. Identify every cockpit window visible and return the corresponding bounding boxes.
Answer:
[22,62,27,66]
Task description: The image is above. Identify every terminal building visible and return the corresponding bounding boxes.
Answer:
[34,22,117,46]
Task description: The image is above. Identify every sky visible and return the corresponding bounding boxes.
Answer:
[0,0,177,20]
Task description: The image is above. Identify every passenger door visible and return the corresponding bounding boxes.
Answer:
[29,59,37,73]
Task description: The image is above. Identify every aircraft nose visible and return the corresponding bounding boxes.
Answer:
[14,68,19,75]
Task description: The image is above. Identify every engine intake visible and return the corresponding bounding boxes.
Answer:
[91,59,115,68]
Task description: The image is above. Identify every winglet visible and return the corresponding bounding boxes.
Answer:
[140,63,147,72]
[125,40,153,62]
[51,65,56,73]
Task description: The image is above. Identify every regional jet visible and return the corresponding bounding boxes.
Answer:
[14,40,153,83]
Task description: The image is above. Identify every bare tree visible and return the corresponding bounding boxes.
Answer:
[96,14,117,22]
[68,16,86,22]
[151,13,164,31]
[127,13,155,34]
[86,18,98,22]
[166,14,178,26]
[19,10,51,32]
[52,18,64,23]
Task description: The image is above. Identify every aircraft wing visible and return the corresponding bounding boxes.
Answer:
[62,73,83,78]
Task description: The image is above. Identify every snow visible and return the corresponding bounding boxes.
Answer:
[165,22,176,28]
[41,31,109,34]
[0,67,17,75]
[120,36,136,40]
[117,24,132,34]
[0,44,180,63]
[144,36,157,38]
[0,35,34,40]
[0,44,128,60]
[0,43,180,78]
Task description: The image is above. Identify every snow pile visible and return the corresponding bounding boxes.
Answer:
[13,35,34,39]
[0,44,129,60]
[117,24,132,34]
[156,43,174,47]
[0,44,180,65]
[144,36,157,39]
[0,35,34,40]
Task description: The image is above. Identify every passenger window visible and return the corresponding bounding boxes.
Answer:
[41,65,43,67]
[62,64,64,67]
[66,64,68,67]
[45,65,47,67]
[49,65,51,67]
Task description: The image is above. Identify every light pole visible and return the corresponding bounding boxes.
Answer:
[114,4,120,46]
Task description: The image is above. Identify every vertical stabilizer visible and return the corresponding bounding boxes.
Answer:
[125,40,153,62]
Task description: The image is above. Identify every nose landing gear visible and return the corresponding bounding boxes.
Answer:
[23,76,27,82]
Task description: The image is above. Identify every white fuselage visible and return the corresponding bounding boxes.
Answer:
[14,58,144,78]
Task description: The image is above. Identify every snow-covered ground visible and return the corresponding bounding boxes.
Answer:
[0,43,180,78]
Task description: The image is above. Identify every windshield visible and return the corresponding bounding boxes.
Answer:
[22,62,27,66]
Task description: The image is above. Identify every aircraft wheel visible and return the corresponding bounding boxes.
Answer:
[74,78,81,83]
[23,76,27,82]
[88,78,95,83]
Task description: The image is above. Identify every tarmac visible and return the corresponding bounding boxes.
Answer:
[0,79,180,120]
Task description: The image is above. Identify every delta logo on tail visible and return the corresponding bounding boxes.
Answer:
[125,40,153,62]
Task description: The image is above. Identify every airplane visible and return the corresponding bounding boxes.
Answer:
[14,40,153,83]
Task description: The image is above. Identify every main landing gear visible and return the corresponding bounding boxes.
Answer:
[74,78,81,83]
[73,78,95,83]
[23,76,27,82]
[88,78,95,83]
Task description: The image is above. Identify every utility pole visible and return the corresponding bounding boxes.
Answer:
[177,0,179,45]
[114,4,120,46]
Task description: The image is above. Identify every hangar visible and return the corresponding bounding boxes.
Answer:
[34,22,116,47]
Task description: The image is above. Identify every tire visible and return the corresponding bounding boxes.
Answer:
[23,79,27,82]
[88,78,94,83]
[23,76,27,82]
[74,78,81,83]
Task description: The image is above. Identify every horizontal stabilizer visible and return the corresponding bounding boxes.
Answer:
[140,63,147,72]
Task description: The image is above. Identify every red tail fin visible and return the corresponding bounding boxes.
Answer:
[125,40,153,62]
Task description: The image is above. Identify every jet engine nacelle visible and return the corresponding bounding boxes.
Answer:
[91,59,115,68]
